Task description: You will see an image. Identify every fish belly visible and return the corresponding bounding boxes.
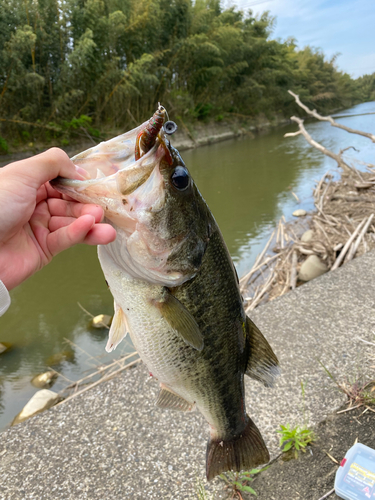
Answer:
[98,245,200,402]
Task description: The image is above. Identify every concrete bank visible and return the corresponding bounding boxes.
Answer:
[0,114,289,168]
[1,251,375,499]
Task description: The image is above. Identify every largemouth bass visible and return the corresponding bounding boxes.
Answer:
[51,106,279,480]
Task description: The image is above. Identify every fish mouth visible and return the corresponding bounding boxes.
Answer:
[50,123,171,222]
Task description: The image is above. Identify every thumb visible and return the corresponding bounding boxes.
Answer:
[8,148,88,190]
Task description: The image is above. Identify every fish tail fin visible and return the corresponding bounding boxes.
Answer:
[206,415,269,481]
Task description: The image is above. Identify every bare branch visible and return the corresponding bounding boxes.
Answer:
[288,90,375,143]
[284,130,302,137]
[331,217,367,271]
[288,116,352,173]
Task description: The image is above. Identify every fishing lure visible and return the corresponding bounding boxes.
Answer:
[135,104,172,163]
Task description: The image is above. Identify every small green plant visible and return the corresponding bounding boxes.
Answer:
[318,360,375,409]
[195,477,213,500]
[0,136,9,153]
[277,423,315,458]
[220,468,264,499]
[277,380,315,458]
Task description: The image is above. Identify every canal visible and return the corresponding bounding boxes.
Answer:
[0,101,374,430]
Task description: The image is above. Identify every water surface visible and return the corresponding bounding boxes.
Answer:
[1,101,374,430]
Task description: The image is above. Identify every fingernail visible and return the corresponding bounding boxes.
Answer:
[74,165,91,179]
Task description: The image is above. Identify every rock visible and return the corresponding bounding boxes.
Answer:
[0,342,12,355]
[301,230,314,243]
[12,389,60,426]
[298,255,328,282]
[292,209,307,217]
[46,350,74,366]
[91,314,112,328]
[31,371,58,389]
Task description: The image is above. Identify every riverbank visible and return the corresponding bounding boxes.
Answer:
[240,152,375,312]
[1,249,374,499]
[0,113,290,167]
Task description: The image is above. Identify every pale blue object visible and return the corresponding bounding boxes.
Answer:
[335,443,375,499]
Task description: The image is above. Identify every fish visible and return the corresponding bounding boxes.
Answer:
[51,107,279,480]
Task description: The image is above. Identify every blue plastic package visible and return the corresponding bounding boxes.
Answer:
[335,443,375,499]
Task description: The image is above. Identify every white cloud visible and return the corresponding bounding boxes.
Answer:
[229,0,375,77]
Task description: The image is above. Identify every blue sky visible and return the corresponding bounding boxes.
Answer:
[230,0,375,78]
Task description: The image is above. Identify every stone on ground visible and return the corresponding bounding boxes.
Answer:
[91,314,112,328]
[301,229,314,242]
[292,209,307,217]
[0,342,11,355]
[299,254,328,281]
[31,371,58,389]
[12,390,60,426]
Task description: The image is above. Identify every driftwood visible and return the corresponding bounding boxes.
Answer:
[288,90,375,143]
[241,168,375,309]
[241,92,375,309]
[285,116,352,173]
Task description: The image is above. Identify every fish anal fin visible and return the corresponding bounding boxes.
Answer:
[206,415,269,481]
[151,288,203,351]
[156,384,195,412]
[105,302,128,353]
[244,316,280,387]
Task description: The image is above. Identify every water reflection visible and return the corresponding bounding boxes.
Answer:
[0,101,374,429]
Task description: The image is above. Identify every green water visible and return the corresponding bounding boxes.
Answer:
[1,102,374,430]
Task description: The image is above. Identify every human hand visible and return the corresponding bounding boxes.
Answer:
[0,148,117,290]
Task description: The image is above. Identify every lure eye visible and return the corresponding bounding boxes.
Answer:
[171,166,190,191]
[164,121,178,135]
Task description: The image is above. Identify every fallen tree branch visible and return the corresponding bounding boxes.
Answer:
[285,116,352,173]
[56,358,141,406]
[288,90,375,143]
[331,218,367,271]
[346,214,374,261]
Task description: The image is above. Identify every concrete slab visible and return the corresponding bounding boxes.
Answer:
[1,251,374,499]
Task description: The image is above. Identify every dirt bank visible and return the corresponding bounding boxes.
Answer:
[249,403,375,500]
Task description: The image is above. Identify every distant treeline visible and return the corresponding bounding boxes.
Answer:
[0,0,374,150]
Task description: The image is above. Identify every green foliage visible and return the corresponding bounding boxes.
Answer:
[277,380,315,458]
[0,136,9,153]
[0,0,370,145]
[277,423,315,457]
[220,468,264,497]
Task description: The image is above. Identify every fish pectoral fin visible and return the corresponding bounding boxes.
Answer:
[244,316,280,387]
[151,288,204,351]
[156,384,195,412]
[105,302,128,353]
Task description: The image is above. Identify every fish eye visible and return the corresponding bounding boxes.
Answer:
[171,166,190,191]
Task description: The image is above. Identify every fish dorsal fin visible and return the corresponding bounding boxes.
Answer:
[156,384,195,412]
[105,302,128,353]
[151,288,204,351]
[244,316,280,387]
